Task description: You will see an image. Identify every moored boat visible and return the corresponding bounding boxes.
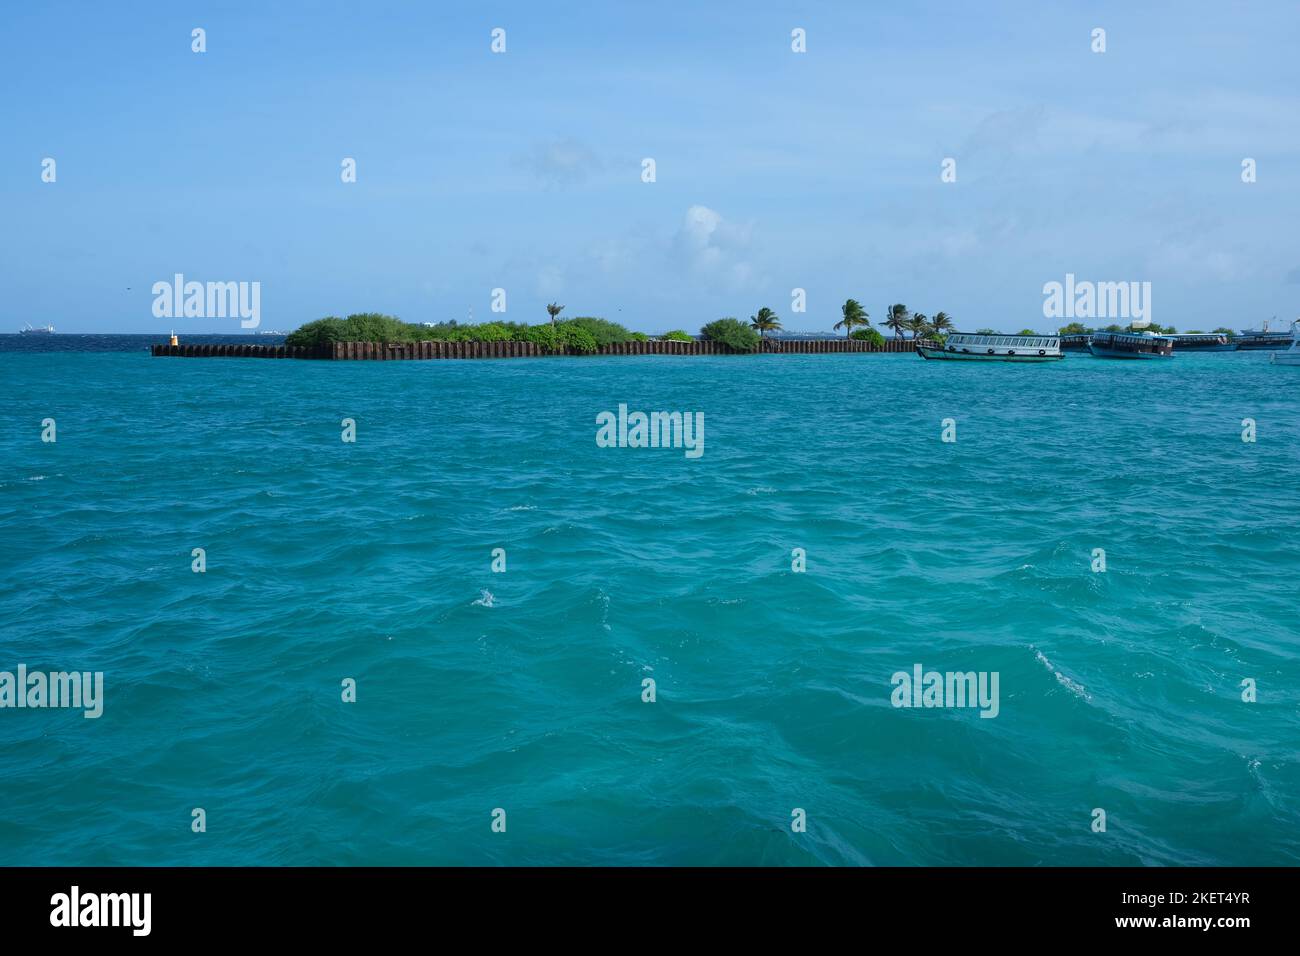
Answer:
[19,323,55,335]
[1236,318,1291,350]
[1165,333,1236,352]
[1059,333,1092,352]
[1235,333,1291,350]
[917,332,1063,362]
[1088,330,1173,359]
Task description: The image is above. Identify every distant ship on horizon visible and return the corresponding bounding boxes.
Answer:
[19,323,55,335]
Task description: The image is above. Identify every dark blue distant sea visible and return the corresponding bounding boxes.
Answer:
[0,333,287,353]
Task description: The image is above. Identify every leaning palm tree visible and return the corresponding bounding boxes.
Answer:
[882,303,910,339]
[929,311,954,335]
[907,313,929,339]
[546,302,564,325]
[833,299,870,337]
[750,307,782,347]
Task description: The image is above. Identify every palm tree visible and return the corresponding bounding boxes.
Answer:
[882,303,910,339]
[749,307,782,348]
[546,302,564,325]
[833,299,870,338]
[930,312,954,335]
[907,313,929,339]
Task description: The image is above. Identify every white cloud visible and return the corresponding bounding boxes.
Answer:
[513,138,602,187]
[674,205,754,288]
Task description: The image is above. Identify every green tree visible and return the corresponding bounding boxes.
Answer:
[850,327,886,348]
[882,303,910,339]
[556,322,598,352]
[974,328,998,335]
[1016,328,1038,336]
[460,322,518,342]
[834,299,870,338]
[749,307,782,347]
[700,317,760,352]
[546,302,564,325]
[929,311,954,335]
[564,316,633,345]
[285,316,347,346]
[907,313,929,339]
[287,313,419,346]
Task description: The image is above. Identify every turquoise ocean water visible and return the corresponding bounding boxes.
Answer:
[2,342,1298,865]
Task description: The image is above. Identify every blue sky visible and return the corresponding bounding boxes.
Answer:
[3,1,1298,333]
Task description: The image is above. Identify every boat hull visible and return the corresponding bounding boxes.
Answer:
[1088,345,1172,359]
[918,346,1062,362]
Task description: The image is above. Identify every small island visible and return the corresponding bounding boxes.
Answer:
[153,303,960,360]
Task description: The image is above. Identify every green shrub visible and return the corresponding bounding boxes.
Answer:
[459,322,517,342]
[660,330,694,342]
[285,317,348,347]
[286,313,423,345]
[520,324,561,351]
[288,314,547,344]
[285,313,608,353]
[850,327,886,347]
[515,321,598,353]
[556,321,598,353]
[417,320,462,339]
[629,331,649,342]
[341,313,416,342]
[563,316,633,346]
[700,317,760,352]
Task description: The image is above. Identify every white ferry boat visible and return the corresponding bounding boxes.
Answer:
[917,332,1063,362]
[19,323,55,335]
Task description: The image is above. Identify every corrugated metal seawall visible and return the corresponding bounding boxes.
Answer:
[151,338,920,359]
